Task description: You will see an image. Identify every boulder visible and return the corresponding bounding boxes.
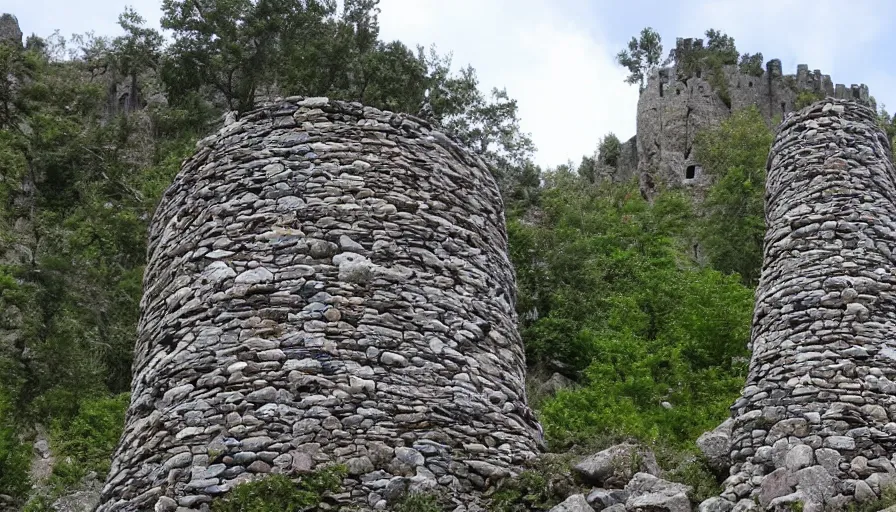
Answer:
[696,418,733,472]
[574,443,661,488]
[586,488,629,510]
[697,497,733,512]
[538,372,575,396]
[625,472,692,512]
[548,494,592,512]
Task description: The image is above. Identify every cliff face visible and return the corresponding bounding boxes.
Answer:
[702,99,896,511]
[98,98,542,511]
[615,54,870,198]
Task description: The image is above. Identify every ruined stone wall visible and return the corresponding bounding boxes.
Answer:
[97,97,542,512]
[635,61,870,198]
[701,99,896,512]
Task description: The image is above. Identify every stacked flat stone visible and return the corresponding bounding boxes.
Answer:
[96,97,542,511]
[702,99,896,511]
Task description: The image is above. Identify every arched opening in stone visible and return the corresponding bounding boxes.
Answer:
[748,81,753,87]
[685,164,698,180]
[696,69,702,78]
[676,89,681,95]
[659,83,664,97]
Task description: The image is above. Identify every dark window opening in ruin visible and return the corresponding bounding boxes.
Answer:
[659,83,664,97]
[696,69,702,78]
[686,165,698,180]
[748,81,753,87]
[676,89,681,95]
[698,85,704,93]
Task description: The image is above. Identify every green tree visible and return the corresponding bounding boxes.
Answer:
[616,27,663,92]
[703,29,738,65]
[738,52,763,77]
[110,7,164,112]
[161,0,335,113]
[695,106,773,285]
[597,132,622,168]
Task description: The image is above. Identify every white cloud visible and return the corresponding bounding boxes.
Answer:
[680,0,886,78]
[378,0,639,168]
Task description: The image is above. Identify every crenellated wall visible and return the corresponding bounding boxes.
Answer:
[700,99,896,512]
[629,44,871,198]
[97,97,542,511]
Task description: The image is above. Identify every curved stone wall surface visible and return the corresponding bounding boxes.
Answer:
[97,97,542,511]
[708,99,896,511]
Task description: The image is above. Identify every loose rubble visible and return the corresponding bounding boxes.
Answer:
[96,97,542,511]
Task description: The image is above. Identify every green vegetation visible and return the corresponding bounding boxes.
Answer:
[738,52,764,77]
[49,393,129,488]
[845,484,896,512]
[392,492,445,512]
[0,389,30,499]
[210,466,346,512]
[694,106,774,286]
[510,170,754,449]
[616,27,663,92]
[490,456,577,511]
[878,103,896,162]
[794,90,825,110]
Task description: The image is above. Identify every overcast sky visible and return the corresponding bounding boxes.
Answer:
[6,0,894,167]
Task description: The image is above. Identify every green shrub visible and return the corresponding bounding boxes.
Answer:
[794,91,825,110]
[510,175,752,449]
[50,393,129,487]
[0,389,30,500]
[393,492,444,512]
[846,484,896,511]
[656,448,722,503]
[210,466,346,512]
[489,455,578,511]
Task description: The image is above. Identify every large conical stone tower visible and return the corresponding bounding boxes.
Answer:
[702,99,896,511]
[97,98,542,511]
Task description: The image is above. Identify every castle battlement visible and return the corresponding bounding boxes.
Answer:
[629,47,872,198]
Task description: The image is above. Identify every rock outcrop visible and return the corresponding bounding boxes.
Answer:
[703,99,896,511]
[97,97,542,511]
[0,14,21,47]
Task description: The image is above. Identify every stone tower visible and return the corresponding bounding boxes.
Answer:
[702,99,896,511]
[97,98,542,511]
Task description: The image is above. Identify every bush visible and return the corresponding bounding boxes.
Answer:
[393,492,444,512]
[0,390,30,500]
[794,91,825,110]
[508,173,753,450]
[49,393,129,487]
[738,53,764,77]
[695,106,774,286]
[210,466,346,512]
[489,455,578,511]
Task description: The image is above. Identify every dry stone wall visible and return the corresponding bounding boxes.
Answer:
[701,99,896,511]
[97,97,542,511]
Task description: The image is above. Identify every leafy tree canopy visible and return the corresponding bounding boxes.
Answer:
[616,27,663,92]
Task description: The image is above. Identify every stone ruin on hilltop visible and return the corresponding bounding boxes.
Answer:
[700,99,896,512]
[605,37,872,200]
[96,98,543,511]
